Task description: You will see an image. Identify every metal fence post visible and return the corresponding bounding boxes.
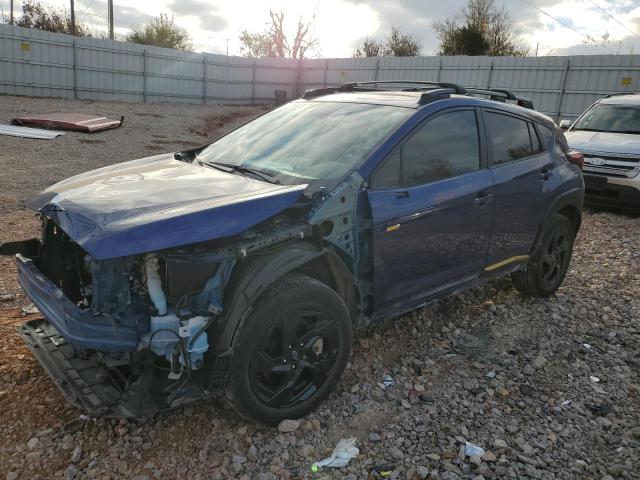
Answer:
[251,60,256,105]
[72,39,78,100]
[374,57,380,81]
[202,55,207,105]
[436,58,443,82]
[296,58,303,98]
[142,48,147,103]
[555,59,571,121]
[322,59,328,88]
[487,60,494,89]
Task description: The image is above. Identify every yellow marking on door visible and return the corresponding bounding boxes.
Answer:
[484,255,530,271]
[21,42,31,51]
[386,224,400,232]
[620,77,633,86]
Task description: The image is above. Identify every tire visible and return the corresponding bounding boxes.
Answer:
[229,274,352,424]
[512,214,576,298]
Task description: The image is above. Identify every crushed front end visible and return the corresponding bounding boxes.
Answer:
[11,217,236,418]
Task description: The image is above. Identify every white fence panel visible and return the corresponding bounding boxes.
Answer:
[1,24,639,118]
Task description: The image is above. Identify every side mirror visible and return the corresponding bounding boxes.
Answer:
[559,119,572,130]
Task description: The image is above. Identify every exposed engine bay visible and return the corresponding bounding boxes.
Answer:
[15,204,352,418]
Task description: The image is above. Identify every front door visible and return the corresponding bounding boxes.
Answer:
[367,109,495,316]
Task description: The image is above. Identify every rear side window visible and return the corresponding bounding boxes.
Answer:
[529,124,543,154]
[371,110,480,189]
[536,124,555,150]
[485,112,538,165]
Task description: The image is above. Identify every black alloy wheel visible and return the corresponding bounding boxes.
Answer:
[229,274,352,423]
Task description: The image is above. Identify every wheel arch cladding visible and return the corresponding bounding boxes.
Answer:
[540,187,583,238]
[213,241,359,354]
[556,204,582,233]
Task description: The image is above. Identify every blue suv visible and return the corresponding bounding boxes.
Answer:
[2,81,585,423]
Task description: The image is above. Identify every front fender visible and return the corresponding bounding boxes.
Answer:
[212,242,353,354]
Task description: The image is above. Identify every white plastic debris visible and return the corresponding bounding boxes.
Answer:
[382,375,395,388]
[21,304,39,315]
[486,370,496,379]
[561,400,572,406]
[0,124,65,139]
[311,437,359,471]
[590,376,600,383]
[583,343,592,349]
[464,441,486,457]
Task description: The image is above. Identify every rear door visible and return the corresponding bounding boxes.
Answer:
[367,108,495,315]
[482,109,564,268]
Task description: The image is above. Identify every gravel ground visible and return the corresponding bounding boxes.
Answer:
[1,96,639,480]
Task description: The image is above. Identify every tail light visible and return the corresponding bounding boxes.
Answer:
[566,151,584,170]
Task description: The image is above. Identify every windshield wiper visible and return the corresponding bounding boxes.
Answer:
[198,160,281,184]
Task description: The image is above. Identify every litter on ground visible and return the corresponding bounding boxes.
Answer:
[0,124,65,139]
[311,437,359,471]
[13,112,123,132]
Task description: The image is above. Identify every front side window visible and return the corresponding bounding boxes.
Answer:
[572,104,640,134]
[372,110,480,189]
[197,101,412,187]
[485,112,537,165]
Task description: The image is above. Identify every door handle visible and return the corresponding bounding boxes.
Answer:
[395,190,410,199]
[540,169,553,181]
[473,192,494,207]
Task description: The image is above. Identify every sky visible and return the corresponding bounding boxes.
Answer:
[2,0,640,57]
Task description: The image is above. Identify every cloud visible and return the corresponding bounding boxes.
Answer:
[345,0,640,56]
[167,0,227,32]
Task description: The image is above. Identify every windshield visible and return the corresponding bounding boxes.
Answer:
[572,104,640,134]
[197,100,412,187]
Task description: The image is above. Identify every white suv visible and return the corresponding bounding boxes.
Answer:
[561,94,640,211]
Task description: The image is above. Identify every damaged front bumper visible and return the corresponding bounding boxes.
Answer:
[20,318,123,416]
[20,318,206,418]
[16,254,139,352]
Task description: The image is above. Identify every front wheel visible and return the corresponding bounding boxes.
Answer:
[229,274,352,424]
[512,214,576,298]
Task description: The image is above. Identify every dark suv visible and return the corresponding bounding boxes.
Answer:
[2,81,584,423]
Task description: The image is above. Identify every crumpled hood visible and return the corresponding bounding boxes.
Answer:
[565,130,640,155]
[29,154,307,259]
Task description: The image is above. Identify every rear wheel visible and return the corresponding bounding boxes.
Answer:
[512,214,575,297]
[229,274,352,424]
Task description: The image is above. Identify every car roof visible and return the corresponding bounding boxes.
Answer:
[306,90,556,128]
[598,94,640,106]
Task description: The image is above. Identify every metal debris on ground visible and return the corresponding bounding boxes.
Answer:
[13,112,124,132]
[590,375,601,383]
[0,124,65,139]
[310,437,359,471]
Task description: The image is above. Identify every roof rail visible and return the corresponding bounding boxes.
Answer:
[466,87,534,110]
[603,92,636,98]
[340,80,467,95]
[301,81,534,109]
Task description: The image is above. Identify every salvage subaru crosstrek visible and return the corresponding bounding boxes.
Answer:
[2,81,585,423]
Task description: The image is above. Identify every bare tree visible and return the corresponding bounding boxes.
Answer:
[239,10,318,59]
[353,37,383,57]
[353,27,421,57]
[384,27,422,56]
[15,0,89,36]
[434,0,529,56]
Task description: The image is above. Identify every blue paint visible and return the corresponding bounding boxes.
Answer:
[16,255,139,351]
[28,154,307,260]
